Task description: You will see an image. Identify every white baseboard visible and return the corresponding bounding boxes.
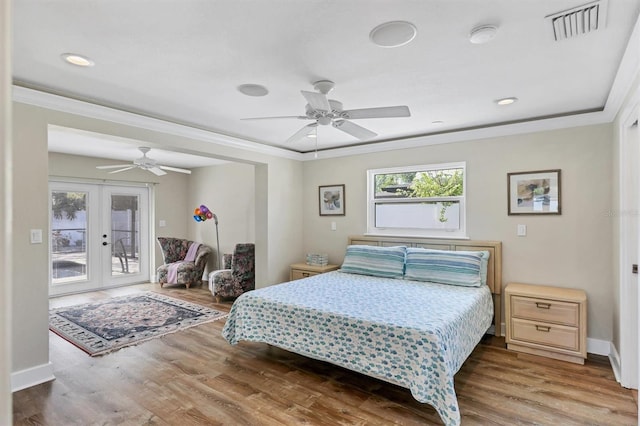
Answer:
[609,343,622,383]
[11,362,55,392]
[587,337,611,356]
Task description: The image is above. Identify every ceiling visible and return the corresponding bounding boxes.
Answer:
[12,0,640,162]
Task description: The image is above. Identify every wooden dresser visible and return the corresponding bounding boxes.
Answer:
[505,282,587,364]
[290,263,340,281]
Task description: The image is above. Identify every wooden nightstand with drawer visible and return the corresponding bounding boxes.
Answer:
[505,282,587,364]
[290,263,340,281]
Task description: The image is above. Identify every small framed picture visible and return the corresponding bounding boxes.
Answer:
[508,169,561,215]
[319,184,345,216]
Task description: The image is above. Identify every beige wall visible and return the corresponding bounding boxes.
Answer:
[303,124,614,341]
[188,162,256,272]
[11,101,303,383]
[13,104,49,373]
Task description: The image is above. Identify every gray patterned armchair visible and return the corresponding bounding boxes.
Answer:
[208,243,255,302]
[156,237,212,288]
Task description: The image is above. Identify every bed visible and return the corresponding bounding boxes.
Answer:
[222,236,502,426]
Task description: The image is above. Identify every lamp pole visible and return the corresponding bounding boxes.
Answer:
[212,213,220,270]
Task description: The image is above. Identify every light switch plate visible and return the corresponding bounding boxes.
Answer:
[517,224,527,237]
[30,229,43,244]
[331,221,337,231]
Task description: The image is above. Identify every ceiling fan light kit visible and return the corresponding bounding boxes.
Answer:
[242,80,411,145]
[96,147,192,176]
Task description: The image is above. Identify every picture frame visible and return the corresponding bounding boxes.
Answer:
[508,169,561,215]
[319,184,345,216]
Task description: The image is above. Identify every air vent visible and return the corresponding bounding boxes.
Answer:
[546,0,607,41]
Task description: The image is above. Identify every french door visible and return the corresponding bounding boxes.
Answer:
[49,181,150,296]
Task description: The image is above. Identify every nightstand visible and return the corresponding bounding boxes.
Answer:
[505,282,587,364]
[290,263,340,281]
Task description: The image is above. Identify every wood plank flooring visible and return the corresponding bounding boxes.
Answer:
[13,283,638,425]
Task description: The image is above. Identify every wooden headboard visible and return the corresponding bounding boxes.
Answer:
[348,235,503,335]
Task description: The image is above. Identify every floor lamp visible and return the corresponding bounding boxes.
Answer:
[193,204,221,270]
[211,213,221,270]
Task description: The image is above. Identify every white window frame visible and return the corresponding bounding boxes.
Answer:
[366,162,467,239]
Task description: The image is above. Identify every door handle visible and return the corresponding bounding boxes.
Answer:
[102,242,108,246]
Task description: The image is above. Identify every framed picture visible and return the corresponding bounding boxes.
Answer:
[319,184,345,216]
[508,169,561,215]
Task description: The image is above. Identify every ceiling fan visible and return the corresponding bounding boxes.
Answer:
[241,80,411,144]
[96,147,192,176]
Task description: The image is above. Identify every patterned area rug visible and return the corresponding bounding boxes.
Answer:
[49,292,227,356]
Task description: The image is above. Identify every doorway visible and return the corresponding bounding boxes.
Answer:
[618,100,639,390]
[49,180,150,296]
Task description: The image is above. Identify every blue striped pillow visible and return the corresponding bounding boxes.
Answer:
[404,248,484,287]
[340,245,406,278]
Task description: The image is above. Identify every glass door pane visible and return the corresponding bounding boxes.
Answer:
[102,185,149,287]
[51,190,88,284]
[110,194,140,276]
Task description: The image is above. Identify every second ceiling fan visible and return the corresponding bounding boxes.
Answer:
[242,80,411,144]
[96,147,192,176]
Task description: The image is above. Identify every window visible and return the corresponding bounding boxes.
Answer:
[367,162,466,238]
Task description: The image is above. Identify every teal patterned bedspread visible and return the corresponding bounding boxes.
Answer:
[222,271,493,426]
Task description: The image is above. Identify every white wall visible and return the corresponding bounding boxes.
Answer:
[303,124,614,341]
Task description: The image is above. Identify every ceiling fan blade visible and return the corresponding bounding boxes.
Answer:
[160,165,192,174]
[301,90,331,112]
[332,120,378,140]
[108,166,136,174]
[148,167,167,176]
[342,105,411,119]
[286,123,318,144]
[97,164,132,169]
[241,115,308,121]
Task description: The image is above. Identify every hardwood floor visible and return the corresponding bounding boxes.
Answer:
[13,283,638,425]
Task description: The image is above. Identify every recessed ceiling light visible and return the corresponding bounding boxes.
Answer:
[238,84,269,97]
[469,25,499,44]
[61,53,94,67]
[370,21,417,48]
[496,97,518,106]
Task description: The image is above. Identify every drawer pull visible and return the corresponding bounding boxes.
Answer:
[302,272,310,277]
[535,325,551,332]
[535,302,551,309]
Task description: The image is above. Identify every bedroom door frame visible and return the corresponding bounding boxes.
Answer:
[618,93,639,390]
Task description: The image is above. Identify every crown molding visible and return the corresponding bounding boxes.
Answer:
[306,109,610,160]
[11,85,303,161]
[603,12,640,120]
